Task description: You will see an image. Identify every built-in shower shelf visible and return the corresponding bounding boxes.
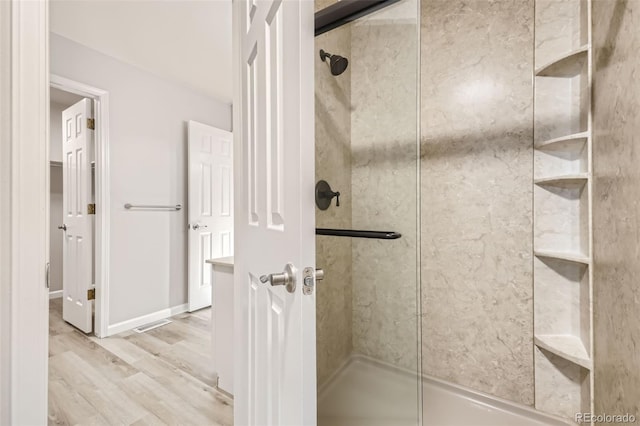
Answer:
[534,174,588,187]
[535,45,589,77]
[534,250,590,265]
[534,334,591,370]
[535,131,589,150]
[533,1,593,419]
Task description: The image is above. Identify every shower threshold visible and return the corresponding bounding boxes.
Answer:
[318,355,571,426]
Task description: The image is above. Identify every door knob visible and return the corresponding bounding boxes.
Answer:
[58,224,67,231]
[260,263,297,293]
[191,224,208,230]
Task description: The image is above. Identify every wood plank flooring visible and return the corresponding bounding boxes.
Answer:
[49,299,233,426]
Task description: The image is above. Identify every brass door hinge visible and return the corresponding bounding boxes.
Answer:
[88,203,96,215]
[87,288,95,300]
[87,118,95,130]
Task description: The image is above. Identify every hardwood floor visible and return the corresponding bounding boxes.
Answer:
[48,299,233,426]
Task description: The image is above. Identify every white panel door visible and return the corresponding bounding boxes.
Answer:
[188,120,234,312]
[233,0,316,425]
[62,98,94,333]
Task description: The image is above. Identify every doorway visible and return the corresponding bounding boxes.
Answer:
[2,0,234,422]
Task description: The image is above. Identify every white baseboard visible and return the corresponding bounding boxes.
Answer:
[106,303,188,337]
[49,290,63,299]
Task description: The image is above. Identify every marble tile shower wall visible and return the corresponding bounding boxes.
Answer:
[420,0,535,405]
[315,26,354,387]
[315,0,338,13]
[350,19,419,370]
[593,0,640,417]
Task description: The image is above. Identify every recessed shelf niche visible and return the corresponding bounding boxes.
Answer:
[534,137,587,180]
[533,0,593,421]
[534,257,590,365]
[534,0,589,67]
[534,347,591,419]
[534,59,589,144]
[534,184,589,256]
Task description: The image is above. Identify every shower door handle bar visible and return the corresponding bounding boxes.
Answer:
[124,203,182,211]
[315,228,401,240]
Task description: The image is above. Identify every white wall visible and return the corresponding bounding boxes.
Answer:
[50,33,232,326]
[49,102,66,294]
[49,165,63,293]
[50,101,65,163]
[50,0,233,102]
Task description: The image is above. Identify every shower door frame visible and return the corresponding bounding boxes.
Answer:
[315,0,401,35]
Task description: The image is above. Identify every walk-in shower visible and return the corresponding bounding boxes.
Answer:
[315,0,590,424]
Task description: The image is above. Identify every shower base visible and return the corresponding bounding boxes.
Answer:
[318,355,571,426]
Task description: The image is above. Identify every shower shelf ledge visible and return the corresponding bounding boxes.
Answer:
[534,173,588,187]
[534,334,591,370]
[534,250,590,265]
[535,131,589,150]
[535,45,589,77]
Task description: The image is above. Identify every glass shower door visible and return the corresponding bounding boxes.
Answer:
[314,0,421,424]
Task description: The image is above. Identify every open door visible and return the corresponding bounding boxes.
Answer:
[61,98,94,333]
[233,0,316,424]
[187,120,234,312]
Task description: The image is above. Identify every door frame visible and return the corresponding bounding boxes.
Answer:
[0,0,49,424]
[50,75,111,338]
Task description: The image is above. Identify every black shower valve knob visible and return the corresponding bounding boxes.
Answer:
[315,180,341,210]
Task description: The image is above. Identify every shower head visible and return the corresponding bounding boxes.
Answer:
[319,49,349,76]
